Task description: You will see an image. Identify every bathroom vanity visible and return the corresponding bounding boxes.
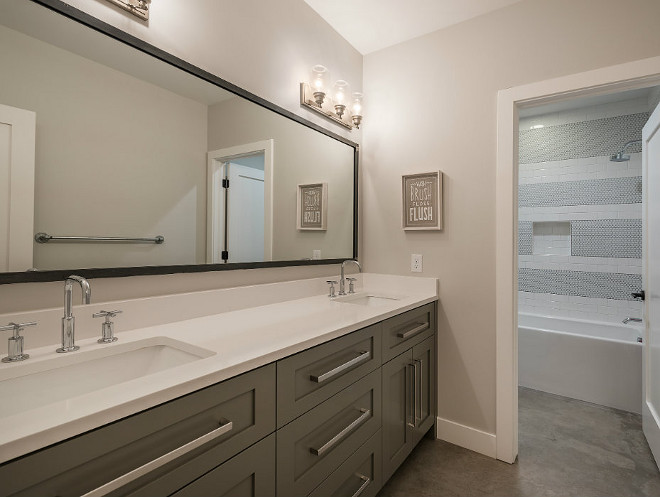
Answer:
[0,274,437,497]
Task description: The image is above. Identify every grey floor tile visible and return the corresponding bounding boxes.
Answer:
[378,388,660,497]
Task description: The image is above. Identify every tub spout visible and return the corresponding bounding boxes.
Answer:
[622,317,642,325]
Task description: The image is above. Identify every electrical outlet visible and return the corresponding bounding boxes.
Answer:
[312,249,321,260]
[411,254,423,273]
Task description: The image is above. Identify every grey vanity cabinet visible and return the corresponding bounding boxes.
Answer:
[308,430,381,497]
[276,369,382,497]
[382,335,435,482]
[0,364,276,497]
[382,303,435,362]
[277,323,382,427]
[171,433,276,497]
[1,301,437,497]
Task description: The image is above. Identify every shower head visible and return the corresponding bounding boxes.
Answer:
[610,139,642,162]
[610,151,631,162]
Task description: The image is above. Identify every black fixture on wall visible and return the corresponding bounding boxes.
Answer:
[0,0,359,285]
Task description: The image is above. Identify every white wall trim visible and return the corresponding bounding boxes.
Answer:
[495,55,660,465]
[436,417,497,458]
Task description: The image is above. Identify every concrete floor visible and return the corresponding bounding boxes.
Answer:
[378,387,660,497]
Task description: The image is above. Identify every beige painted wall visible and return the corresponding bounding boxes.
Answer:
[0,0,362,312]
[362,0,660,435]
[208,97,354,261]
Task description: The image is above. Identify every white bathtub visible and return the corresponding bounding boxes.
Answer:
[518,313,642,413]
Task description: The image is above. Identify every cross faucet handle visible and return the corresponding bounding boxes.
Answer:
[92,310,122,320]
[326,280,339,298]
[92,310,122,343]
[0,321,37,334]
[1,321,37,363]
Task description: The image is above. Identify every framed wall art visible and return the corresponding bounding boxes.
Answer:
[297,183,328,230]
[402,171,443,230]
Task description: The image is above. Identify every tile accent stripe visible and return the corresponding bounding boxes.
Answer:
[571,219,642,259]
[519,112,649,164]
[518,221,533,255]
[519,268,641,301]
[519,176,642,208]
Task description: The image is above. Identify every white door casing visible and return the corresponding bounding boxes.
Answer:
[206,140,273,264]
[0,104,35,272]
[495,56,660,464]
[643,100,660,469]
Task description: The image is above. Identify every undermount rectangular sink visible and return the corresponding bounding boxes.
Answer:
[334,293,402,307]
[0,337,214,418]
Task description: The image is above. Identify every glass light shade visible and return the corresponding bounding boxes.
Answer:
[333,80,350,106]
[311,65,329,92]
[351,92,363,117]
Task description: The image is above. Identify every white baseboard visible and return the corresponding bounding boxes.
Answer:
[436,417,497,458]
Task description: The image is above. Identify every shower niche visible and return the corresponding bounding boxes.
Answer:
[531,221,571,256]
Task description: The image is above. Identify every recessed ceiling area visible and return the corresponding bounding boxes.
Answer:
[304,0,525,55]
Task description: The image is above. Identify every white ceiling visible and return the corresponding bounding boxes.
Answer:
[304,0,525,55]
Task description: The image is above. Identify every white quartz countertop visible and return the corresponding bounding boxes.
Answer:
[0,273,437,463]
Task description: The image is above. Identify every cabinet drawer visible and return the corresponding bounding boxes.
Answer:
[382,303,435,362]
[308,430,381,497]
[277,368,381,497]
[277,324,381,427]
[171,433,275,497]
[0,364,276,497]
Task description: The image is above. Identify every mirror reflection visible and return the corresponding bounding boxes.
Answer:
[0,3,356,274]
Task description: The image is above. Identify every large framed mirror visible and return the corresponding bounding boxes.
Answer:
[0,0,358,284]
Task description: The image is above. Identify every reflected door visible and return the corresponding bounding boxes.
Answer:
[0,104,35,272]
[643,100,660,470]
[227,161,265,263]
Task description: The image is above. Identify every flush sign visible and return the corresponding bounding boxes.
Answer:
[297,183,327,231]
[105,0,151,21]
[402,171,443,231]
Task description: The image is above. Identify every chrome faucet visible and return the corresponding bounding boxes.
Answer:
[339,260,362,296]
[58,275,91,353]
[622,317,642,325]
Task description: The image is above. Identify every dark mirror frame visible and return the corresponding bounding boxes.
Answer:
[0,0,358,285]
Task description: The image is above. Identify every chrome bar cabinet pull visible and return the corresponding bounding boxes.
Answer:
[310,408,371,456]
[397,322,428,340]
[81,420,233,497]
[310,350,371,383]
[351,474,372,497]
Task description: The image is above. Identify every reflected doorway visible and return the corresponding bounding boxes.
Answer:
[207,140,274,263]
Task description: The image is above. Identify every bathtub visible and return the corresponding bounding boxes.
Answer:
[518,313,642,414]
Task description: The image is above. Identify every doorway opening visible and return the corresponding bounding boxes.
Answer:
[207,140,274,264]
[495,56,660,465]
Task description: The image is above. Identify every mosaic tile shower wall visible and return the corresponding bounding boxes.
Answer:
[519,112,649,164]
[518,105,645,323]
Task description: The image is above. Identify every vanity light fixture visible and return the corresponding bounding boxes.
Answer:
[351,92,363,129]
[332,80,350,119]
[300,66,363,130]
[311,65,330,107]
[105,0,151,21]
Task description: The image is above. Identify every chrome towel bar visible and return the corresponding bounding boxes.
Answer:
[35,233,164,244]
